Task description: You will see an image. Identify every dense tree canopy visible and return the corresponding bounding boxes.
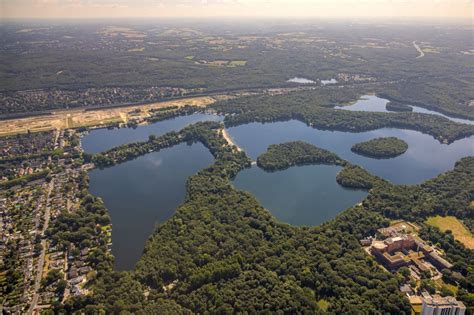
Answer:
[63,121,472,313]
[256,141,345,171]
[351,137,408,159]
[211,90,474,143]
[386,101,413,112]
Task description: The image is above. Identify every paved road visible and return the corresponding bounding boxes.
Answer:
[27,180,54,315]
[412,41,425,59]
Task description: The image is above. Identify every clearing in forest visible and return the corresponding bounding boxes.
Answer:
[0,96,216,137]
[426,215,474,249]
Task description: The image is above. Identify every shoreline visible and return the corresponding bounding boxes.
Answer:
[221,128,243,152]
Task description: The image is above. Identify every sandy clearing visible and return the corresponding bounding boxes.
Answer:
[0,96,216,137]
[221,128,242,152]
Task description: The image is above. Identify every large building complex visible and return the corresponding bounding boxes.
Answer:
[421,292,466,315]
[370,234,452,274]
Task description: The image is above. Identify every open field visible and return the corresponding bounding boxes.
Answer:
[426,215,474,249]
[100,26,146,38]
[0,96,216,137]
[194,59,248,67]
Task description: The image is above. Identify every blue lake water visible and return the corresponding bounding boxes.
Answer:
[88,143,214,270]
[321,78,338,85]
[334,95,474,125]
[227,120,474,185]
[84,96,473,269]
[287,77,316,84]
[82,113,222,153]
[228,118,472,228]
[233,165,367,226]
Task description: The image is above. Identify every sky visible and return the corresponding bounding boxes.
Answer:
[1,0,473,19]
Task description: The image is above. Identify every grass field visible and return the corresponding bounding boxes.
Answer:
[229,60,248,66]
[196,59,247,67]
[426,215,474,249]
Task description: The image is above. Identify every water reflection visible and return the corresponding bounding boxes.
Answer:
[88,143,214,270]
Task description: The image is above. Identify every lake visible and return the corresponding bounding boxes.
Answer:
[233,165,367,226]
[88,143,214,270]
[82,113,222,153]
[287,77,316,84]
[228,117,472,228]
[227,120,474,184]
[334,95,474,125]
[321,78,338,85]
[84,97,473,269]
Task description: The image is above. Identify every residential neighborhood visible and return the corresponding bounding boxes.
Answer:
[0,129,112,314]
[0,86,204,116]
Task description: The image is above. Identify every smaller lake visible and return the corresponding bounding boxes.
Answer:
[233,165,367,226]
[334,95,473,125]
[410,107,474,125]
[321,78,338,85]
[82,113,223,154]
[287,77,316,84]
[88,143,214,270]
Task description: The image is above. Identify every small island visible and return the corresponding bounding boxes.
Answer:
[385,101,413,112]
[257,141,345,171]
[256,141,386,189]
[351,137,408,159]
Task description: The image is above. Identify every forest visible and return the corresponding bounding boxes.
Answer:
[57,122,411,313]
[385,101,413,112]
[211,90,474,144]
[54,120,473,313]
[256,141,345,171]
[350,137,408,159]
[3,19,474,314]
[255,141,385,190]
[2,21,474,121]
[336,165,387,190]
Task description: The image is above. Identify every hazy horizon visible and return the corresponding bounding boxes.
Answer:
[2,0,473,19]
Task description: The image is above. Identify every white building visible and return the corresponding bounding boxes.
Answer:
[421,292,466,315]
